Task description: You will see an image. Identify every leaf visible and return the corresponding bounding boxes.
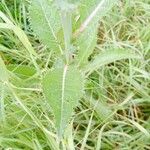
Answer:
[29,0,62,52]
[75,23,97,66]
[0,56,9,82]
[42,65,84,137]
[7,65,36,79]
[127,118,150,137]
[84,48,140,74]
[0,23,37,57]
[74,0,117,66]
[84,95,113,121]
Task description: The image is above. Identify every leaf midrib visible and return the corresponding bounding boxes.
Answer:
[38,0,63,54]
[60,65,68,136]
[39,0,57,40]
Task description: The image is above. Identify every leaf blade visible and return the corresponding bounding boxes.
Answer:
[30,0,62,53]
[42,65,84,136]
[74,0,117,66]
[0,56,9,82]
[84,48,140,74]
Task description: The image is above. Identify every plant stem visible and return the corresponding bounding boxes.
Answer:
[56,0,73,64]
[61,11,72,64]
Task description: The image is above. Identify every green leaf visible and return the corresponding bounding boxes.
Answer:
[84,95,113,121]
[74,0,117,66]
[75,23,97,66]
[29,0,62,53]
[42,65,84,137]
[7,65,36,79]
[84,48,140,74]
[0,56,9,82]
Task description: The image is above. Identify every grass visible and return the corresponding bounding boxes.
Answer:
[0,0,150,149]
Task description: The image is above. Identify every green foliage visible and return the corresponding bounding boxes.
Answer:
[30,0,62,53]
[1,0,149,149]
[0,56,9,81]
[30,0,140,138]
[75,22,97,66]
[42,65,84,137]
[84,48,140,73]
[74,0,117,66]
[7,64,36,79]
